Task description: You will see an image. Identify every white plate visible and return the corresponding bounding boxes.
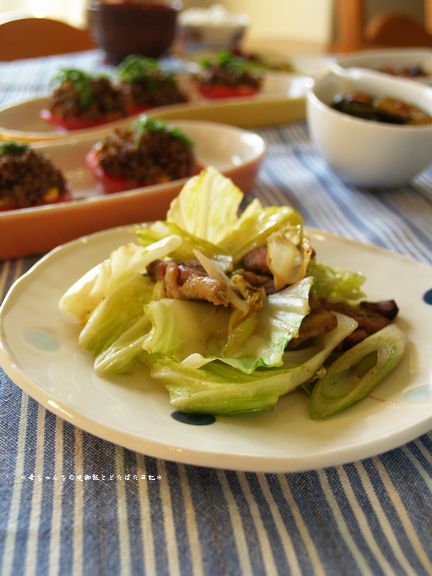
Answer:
[1,227,431,473]
[0,120,265,259]
[0,73,313,141]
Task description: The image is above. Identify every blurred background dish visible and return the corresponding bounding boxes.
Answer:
[307,67,432,187]
[0,119,266,258]
[0,72,313,142]
[332,48,432,84]
[179,4,248,53]
[87,0,182,64]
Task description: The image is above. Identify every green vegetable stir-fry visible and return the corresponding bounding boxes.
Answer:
[59,168,405,419]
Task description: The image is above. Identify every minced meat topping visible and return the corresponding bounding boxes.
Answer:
[118,54,188,108]
[0,146,67,208]
[95,125,195,184]
[198,51,262,89]
[199,65,262,89]
[47,76,128,121]
[121,73,188,108]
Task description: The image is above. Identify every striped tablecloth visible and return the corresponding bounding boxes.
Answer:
[0,51,431,576]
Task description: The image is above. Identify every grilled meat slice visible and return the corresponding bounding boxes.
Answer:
[243,246,271,275]
[318,298,399,351]
[360,299,399,320]
[319,300,395,335]
[287,310,338,349]
[147,259,206,283]
[235,269,276,295]
[147,259,230,306]
[180,275,230,306]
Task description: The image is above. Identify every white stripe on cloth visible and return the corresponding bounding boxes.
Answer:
[0,260,27,576]
[72,428,84,576]
[336,466,395,574]
[317,469,370,574]
[157,460,181,576]
[115,446,132,576]
[48,417,64,576]
[216,470,253,575]
[277,475,326,576]
[236,472,279,575]
[136,453,156,576]
[255,474,304,576]
[0,393,30,576]
[372,457,432,573]
[177,464,204,576]
[354,461,418,575]
[24,406,46,576]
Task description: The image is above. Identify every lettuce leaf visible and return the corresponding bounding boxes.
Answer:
[59,235,182,322]
[147,313,358,414]
[79,274,153,356]
[151,167,302,267]
[219,206,303,265]
[133,220,226,260]
[166,166,260,245]
[308,260,365,304]
[142,276,313,373]
[266,224,313,290]
[142,298,230,361]
[94,315,152,375]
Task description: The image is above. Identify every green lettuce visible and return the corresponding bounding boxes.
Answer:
[94,315,152,375]
[147,313,358,414]
[308,260,366,304]
[142,277,313,373]
[135,168,302,267]
[59,235,182,323]
[79,274,154,356]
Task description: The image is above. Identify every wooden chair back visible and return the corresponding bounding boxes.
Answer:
[0,18,95,61]
[334,0,432,52]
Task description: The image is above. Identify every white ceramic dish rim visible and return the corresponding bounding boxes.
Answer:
[0,226,431,473]
[0,119,266,218]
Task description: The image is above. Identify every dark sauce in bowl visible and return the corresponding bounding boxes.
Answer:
[331,92,432,125]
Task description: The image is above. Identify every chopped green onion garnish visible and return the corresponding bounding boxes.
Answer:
[0,141,29,157]
[51,68,93,109]
[133,115,193,148]
[118,55,160,83]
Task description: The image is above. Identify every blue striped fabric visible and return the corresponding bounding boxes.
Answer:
[0,51,431,576]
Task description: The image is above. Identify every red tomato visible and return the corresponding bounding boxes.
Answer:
[86,148,203,194]
[196,84,259,100]
[127,103,154,116]
[40,109,126,131]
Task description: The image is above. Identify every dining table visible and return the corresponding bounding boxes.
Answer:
[0,49,431,576]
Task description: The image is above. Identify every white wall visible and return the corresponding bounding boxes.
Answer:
[222,0,333,43]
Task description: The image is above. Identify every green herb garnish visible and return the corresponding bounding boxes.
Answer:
[51,68,93,109]
[200,49,249,76]
[118,55,160,84]
[133,115,193,149]
[0,141,29,157]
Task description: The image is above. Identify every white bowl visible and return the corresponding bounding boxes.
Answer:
[331,48,432,83]
[179,5,248,52]
[180,22,247,51]
[306,68,432,187]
